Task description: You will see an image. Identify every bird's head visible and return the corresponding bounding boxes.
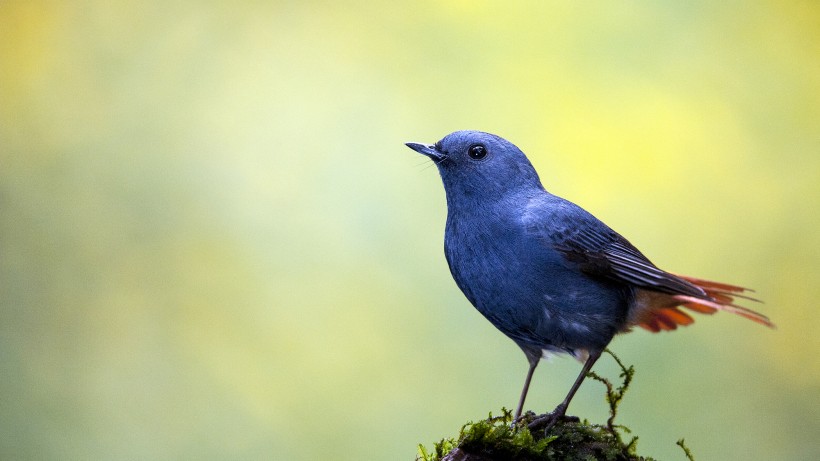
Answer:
[406,130,543,203]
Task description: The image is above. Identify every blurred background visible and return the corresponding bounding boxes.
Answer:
[1,1,818,460]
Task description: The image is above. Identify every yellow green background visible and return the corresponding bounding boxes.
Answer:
[2,2,818,460]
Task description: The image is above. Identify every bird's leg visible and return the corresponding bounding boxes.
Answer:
[528,349,603,432]
[513,358,539,423]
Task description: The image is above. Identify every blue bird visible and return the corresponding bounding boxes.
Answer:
[406,130,773,426]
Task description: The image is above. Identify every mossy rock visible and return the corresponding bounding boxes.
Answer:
[417,351,696,461]
[418,409,648,461]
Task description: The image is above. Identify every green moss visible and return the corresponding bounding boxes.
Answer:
[417,408,644,461]
[417,350,696,461]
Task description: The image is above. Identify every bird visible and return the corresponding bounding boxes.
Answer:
[405,130,774,426]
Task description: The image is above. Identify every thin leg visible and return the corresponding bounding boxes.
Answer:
[513,359,539,421]
[528,349,603,431]
[552,349,602,418]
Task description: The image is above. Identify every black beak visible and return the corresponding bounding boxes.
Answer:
[405,142,444,161]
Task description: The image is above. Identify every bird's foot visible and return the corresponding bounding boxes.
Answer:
[526,404,577,433]
[510,410,529,428]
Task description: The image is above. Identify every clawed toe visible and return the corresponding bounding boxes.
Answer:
[527,409,578,432]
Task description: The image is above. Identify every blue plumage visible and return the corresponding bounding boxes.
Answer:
[406,130,773,425]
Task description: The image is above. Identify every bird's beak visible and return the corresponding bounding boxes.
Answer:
[405,142,444,161]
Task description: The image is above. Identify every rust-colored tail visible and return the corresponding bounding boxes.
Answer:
[637,275,775,333]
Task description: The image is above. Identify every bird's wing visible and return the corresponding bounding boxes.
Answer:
[524,196,774,331]
[562,227,705,297]
[527,198,706,298]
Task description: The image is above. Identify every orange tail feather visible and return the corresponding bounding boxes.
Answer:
[636,275,775,332]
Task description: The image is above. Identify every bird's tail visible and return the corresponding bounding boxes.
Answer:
[637,275,775,332]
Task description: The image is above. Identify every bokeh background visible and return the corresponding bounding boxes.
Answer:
[2,1,819,460]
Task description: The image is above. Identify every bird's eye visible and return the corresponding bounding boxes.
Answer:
[468,144,488,160]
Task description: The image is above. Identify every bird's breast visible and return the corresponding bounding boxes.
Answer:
[443,210,559,310]
[443,209,629,352]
